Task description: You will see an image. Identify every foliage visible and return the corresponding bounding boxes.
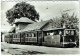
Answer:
[52,13,79,31]
[6,2,39,25]
[61,13,78,25]
[61,13,79,31]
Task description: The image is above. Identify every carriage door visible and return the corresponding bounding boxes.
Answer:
[37,31,43,44]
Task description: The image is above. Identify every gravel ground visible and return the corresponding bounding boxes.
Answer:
[1,42,80,55]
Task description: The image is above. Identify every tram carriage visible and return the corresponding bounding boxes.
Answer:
[20,32,25,44]
[12,32,24,44]
[9,33,13,43]
[12,33,20,44]
[4,28,77,47]
[23,31,39,45]
[4,34,9,43]
[4,33,13,43]
[43,28,76,47]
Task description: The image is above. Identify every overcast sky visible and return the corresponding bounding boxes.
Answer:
[1,1,79,32]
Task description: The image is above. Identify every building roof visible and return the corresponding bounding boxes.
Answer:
[43,28,64,31]
[21,20,49,32]
[8,27,15,33]
[14,17,35,24]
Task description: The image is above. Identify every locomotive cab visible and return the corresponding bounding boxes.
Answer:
[61,29,76,47]
[43,28,76,47]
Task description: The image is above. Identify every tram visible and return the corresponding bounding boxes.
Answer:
[4,28,77,47]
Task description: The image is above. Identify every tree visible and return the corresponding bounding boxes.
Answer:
[61,13,78,24]
[6,2,39,25]
[52,13,79,31]
[61,13,79,30]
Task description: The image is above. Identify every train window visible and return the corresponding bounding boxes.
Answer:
[54,31,58,35]
[50,33,53,35]
[53,32,54,35]
[18,34,19,38]
[65,31,69,35]
[44,33,47,36]
[34,34,36,37]
[66,30,71,35]
[59,31,62,35]
[23,33,25,37]
[27,34,28,37]
[65,30,75,35]
[32,33,34,37]
[26,34,28,37]
[47,33,50,35]
[71,30,74,35]
[28,33,32,37]
[47,33,48,35]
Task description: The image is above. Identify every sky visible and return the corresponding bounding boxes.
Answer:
[1,1,79,32]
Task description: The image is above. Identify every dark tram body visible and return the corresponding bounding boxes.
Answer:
[43,28,76,47]
[4,28,77,48]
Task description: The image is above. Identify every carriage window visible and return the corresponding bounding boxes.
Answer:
[23,33,25,37]
[28,33,32,37]
[32,33,34,37]
[65,31,69,35]
[50,33,53,35]
[66,30,71,35]
[44,33,47,36]
[65,30,75,35]
[47,33,50,35]
[59,31,62,35]
[71,30,74,35]
[15,35,16,38]
[16,35,17,38]
[54,31,58,35]
[34,34,36,37]
[26,34,28,37]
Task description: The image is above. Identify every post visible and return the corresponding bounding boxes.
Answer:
[1,32,2,42]
[37,31,38,44]
[63,30,65,47]
[20,33,21,43]
[42,30,44,42]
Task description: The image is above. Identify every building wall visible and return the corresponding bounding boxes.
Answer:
[43,21,62,30]
[15,23,28,33]
[43,22,55,30]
